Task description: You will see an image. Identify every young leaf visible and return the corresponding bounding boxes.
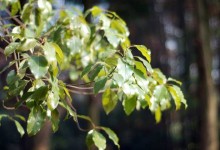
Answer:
[123,96,137,115]
[91,6,102,17]
[4,42,20,56]
[155,107,162,123]
[27,107,46,136]
[105,28,120,48]
[14,120,25,137]
[11,0,21,16]
[102,88,118,114]
[133,45,151,62]
[18,39,37,51]
[51,43,64,64]
[135,56,153,74]
[47,91,59,110]
[92,130,107,150]
[134,60,147,77]
[94,77,108,94]
[28,56,48,79]
[43,42,56,63]
[167,85,187,109]
[101,127,120,148]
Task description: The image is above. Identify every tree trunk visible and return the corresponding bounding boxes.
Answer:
[197,0,219,150]
[32,121,52,150]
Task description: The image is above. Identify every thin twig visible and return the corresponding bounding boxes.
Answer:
[0,15,20,21]
[65,84,93,90]
[2,100,16,110]
[5,9,24,27]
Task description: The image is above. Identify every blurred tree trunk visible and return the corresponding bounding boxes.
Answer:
[197,0,219,150]
[32,121,52,150]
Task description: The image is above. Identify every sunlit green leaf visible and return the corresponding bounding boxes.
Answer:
[152,69,167,84]
[91,6,102,17]
[27,107,46,136]
[117,58,133,82]
[167,85,187,109]
[4,42,20,56]
[133,45,151,62]
[167,78,182,85]
[105,28,120,48]
[101,127,120,148]
[21,3,32,22]
[14,120,25,137]
[102,88,118,114]
[92,130,106,150]
[18,38,37,51]
[43,42,56,63]
[28,56,48,79]
[123,96,137,115]
[11,0,21,16]
[155,107,162,123]
[135,61,147,77]
[51,43,64,64]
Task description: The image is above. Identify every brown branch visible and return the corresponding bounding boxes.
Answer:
[5,9,24,27]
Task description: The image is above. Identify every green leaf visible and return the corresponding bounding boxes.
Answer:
[101,127,120,148]
[117,58,133,82]
[135,56,153,74]
[14,120,25,137]
[123,96,137,115]
[94,77,108,94]
[4,42,20,56]
[7,80,28,97]
[86,130,94,148]
[14,114,26,122]
[155,107,162,123]
[81,64,93,77]
[102,88,118,114]
[152,69,167,84]
[11,0,21,16]
[31,86,48,101]
[88,64,103,81]
[27,107,46,136]
[28,56,48,79]
[51,43,64,64]
[167,85,187,109]
[51,109,60,132]
[21,3,32,22]
[167,78,182,85]
[134,61,147,77]
[105,28,120,48]
[6,70,20,85]
[43,42,56,63]
[133,45,151,62]
[91,6,102,17]
[150,85,169,111]
[47,91,59,110]
[18,38,37,51]
[92,130,107,150]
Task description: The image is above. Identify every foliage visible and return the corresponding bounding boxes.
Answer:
[0,0,187,149]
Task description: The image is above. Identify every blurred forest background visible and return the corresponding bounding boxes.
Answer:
[0,0,220,150]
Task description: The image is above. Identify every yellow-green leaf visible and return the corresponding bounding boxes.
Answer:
[102,88,118,114]
[133,45,151,62]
